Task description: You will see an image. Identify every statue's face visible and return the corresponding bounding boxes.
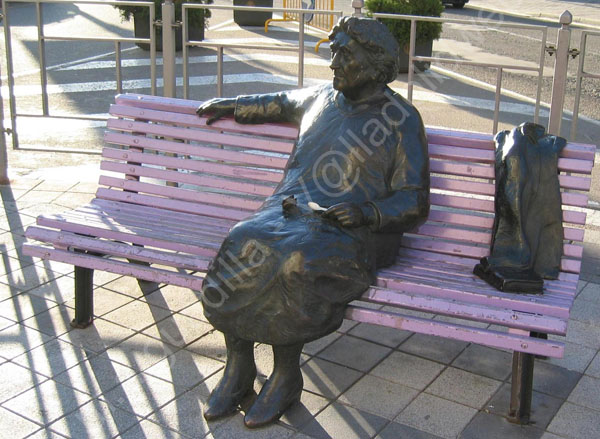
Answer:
[330,31,376,95]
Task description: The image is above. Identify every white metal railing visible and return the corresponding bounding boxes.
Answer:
[1,0,157,150]
[572,29,600,139]
[181,4,343,98]
[372,12,549,135]
[0,1,592,159]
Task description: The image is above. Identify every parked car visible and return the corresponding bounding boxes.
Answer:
[443,0,468,8]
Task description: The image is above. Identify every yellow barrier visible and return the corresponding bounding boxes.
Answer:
[264,0,334,52]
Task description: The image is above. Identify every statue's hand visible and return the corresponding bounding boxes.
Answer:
[196,98,237,125]
[323,202,375,228]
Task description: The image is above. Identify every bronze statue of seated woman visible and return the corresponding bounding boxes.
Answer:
[196,16,430,428]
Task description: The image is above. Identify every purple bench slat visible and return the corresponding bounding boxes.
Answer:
[98,176,263,212]
[103,134,289,169]
[89,199,237,231]
[101,161,277,197]
[25,227,211,271]
[36,215,220,258]
[359,287,567,334]
[96,188,251,221]
[344,306,564,358]
[107,115,295,154]
[24,245,206,291]
[55,206,230,242]
[101,149,283,184]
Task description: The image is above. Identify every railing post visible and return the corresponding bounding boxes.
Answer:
[548,10,572,136]
[0,14,10,185]
[352,0,364,17]
[162,0,177,98]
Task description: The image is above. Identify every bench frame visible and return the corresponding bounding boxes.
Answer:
[23,93,597,425]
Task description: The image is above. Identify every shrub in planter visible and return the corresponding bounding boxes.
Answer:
[116,0,212,51]
[365,0,443,73]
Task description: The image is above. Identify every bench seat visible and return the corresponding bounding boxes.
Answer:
[23,93,596,424]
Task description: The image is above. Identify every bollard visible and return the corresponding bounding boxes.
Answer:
[548,10,572,136]
[162,0,177,98]
[352,0,364,17]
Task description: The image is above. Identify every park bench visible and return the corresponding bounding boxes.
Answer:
[23,93,596,424]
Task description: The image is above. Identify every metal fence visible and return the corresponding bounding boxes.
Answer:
[0,0,596,162]
[572,30,600,139]
[181,4,342,97]
[372,12,549,135]
[1,0,157,151]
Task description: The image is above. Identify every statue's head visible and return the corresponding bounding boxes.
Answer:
[328,17,399,94]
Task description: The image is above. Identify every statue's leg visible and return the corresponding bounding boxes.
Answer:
[204,333,256,421]
[244,343,303,428]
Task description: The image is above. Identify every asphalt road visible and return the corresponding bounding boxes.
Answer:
[440,7,600,142]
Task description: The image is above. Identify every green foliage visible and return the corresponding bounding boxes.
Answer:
[365,0,444,45]
[115,0,213,29]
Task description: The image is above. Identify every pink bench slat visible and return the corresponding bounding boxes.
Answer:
[430,193,494,212]
[402,235,489,258]
[359,287,567,334]
[375,275,571,319]
[429,160,495,179]
[98,176,263,212]
[430,176,494,196]
[426,210,494,229]
[100,161,277,198]
[414,223,491,245]
[559,174,592,191]
[57,206,230,242]
[345,306,564,357]
[429,144,494,163]
[563,210,587,225]
[103,134,289,169]
[101,147,284,184]
[25,227,211,271]
[89,199,237,231]
[107,116,295,155]
[23,245,207,291]
[37,215,220,258]
[96,188,251,221]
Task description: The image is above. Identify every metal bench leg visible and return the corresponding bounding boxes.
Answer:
[71,265,94,329]
[508,351,534,424]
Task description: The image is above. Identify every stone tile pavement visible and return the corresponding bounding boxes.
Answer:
[0,173,599,438]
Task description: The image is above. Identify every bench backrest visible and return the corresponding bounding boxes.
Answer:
[104,94,595,284]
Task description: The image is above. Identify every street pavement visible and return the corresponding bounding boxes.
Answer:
[0,1,600,438]
[468,0,600,26]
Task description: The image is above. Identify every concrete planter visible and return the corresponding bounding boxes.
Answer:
[133,13,205,51]
[398,39,434,73]
[233,0,273,26]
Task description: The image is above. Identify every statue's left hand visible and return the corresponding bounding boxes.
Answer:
[323,202,374,228]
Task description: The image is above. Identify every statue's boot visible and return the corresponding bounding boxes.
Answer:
[244,343,303,428]
[204,334,256,421]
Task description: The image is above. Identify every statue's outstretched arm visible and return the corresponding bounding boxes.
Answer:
[197,86,321,126]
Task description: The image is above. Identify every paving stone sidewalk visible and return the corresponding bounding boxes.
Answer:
[0,169,599,438]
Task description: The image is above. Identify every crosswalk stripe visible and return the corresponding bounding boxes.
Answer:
[60,53,331,71]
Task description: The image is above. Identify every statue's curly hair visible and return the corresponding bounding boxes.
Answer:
[329,16,399,84]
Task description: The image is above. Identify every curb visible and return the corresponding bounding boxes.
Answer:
[465,4,600,29]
